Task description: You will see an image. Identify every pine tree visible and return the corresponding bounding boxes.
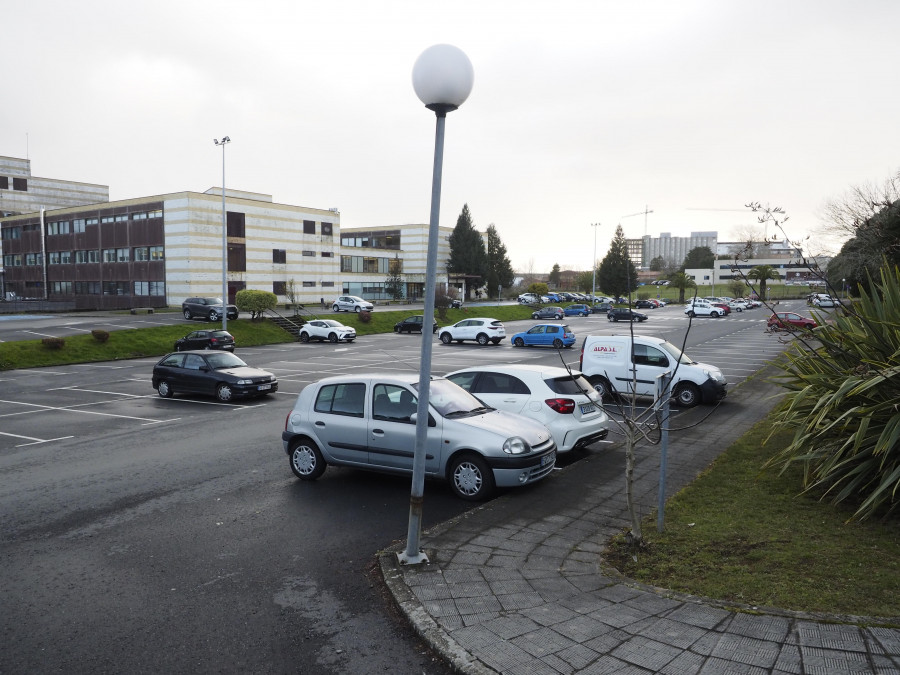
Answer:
[447,204,488,298]
[596,224,639,299]
[486,224,515,298]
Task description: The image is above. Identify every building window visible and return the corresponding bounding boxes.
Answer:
[133,212,148,220]
[321,222,333,236]
[73,219,86,233]
[302,250,315,257]
[12,177,27,191]
[321,281,335,287]
[302,281,316,287]
[103,249,117,263]
[51,281,73,294]
[115,214,128,222]
[60,251,72,264]
[149,246,165,261]
[273,249,287,264]
[321,251,333,258]
[48,252,61,265]
[149,281,165,296]
[116,248,130,262]
[134,247,150,262]
[102,281,129,295]
[47,221,71,235]
[0,177,8,189]
[88,249,100,263]
[147,209,163,219]
[25,253,38,266]
[303,220,316,234]
[227,243,246,272]
[134,281,149,295]
[86,217,99,226]
[226,211,245,237]
[273,281,287,295]
[1,227,21,240]
[75,281,101,295]
[101,216,115,224]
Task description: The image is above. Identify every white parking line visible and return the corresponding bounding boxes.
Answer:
[0,430,75,446]
[0,398,182,422]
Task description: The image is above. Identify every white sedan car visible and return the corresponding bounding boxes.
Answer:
[299,319,356,343]
[445,364,609,454]
[332,295,374,313]
[438,318,506,345]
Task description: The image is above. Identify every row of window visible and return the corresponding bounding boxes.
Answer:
[0,176,27,191]
[1,210,163,240]
[272,249,334,263]
[271,281,336,295]
[340,230,400,249]
[5,247,165,267]
[49,281,166,296]
[340,255,400,274]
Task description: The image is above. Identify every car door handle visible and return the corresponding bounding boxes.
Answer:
[372,429,384,436]
[315,421,325,427]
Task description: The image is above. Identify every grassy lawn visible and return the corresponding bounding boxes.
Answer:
[604,417,900,620]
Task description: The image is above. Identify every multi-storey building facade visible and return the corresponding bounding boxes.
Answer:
[626,231,719,269]
[0,156,109,217]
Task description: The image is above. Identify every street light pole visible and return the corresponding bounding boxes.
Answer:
[400,44,474,566]
[591,223,600,299]
[214,136,231,331]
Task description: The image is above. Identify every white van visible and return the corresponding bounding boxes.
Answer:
[579,334,726,407]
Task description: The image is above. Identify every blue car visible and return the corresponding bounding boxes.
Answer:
[564,304,590,317]
[511,323,576,349]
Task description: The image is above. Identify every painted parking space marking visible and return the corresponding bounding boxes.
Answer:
[0,430,75,447]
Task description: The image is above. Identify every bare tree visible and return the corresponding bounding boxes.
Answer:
[815,169,900,255]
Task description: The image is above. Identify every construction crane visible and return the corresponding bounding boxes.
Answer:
[622,206,653,236]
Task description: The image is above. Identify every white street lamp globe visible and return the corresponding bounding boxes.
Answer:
[412,44,474,111]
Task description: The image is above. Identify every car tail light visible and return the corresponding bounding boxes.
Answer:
[210,338,218,344]
[545,398,575,414]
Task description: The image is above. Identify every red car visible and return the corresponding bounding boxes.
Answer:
[767,312,816,330]
[711,302,731,315]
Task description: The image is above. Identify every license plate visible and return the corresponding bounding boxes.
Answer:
[257,384,272,391]
[580,403,595,414]
[541,452,555,467]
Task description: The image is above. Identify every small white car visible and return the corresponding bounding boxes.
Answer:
[332,295,374,313]
[299,319,356,343]
[445,365,609,453]
[684,299,724,318]
[282,373,557,500]
[439,318,506,345]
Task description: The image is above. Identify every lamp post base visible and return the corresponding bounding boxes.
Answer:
[397,549,429,566]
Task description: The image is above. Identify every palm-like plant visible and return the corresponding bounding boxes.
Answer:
[668,271,696,303]
[747,264,781,301]
[765,264,900,520]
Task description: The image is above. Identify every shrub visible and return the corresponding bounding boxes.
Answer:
[358,310,372,323]
[235,289,277,319]
[42,337,65,350]
[91,330,110,343]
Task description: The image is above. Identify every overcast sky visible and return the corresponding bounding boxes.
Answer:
[4,1,897,272]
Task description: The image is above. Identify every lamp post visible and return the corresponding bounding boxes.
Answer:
[400,44,474,566]
[214,136,231,330]
[591,223,600,299]
[842,278,846,299]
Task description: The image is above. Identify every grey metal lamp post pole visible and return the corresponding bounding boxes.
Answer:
[591,223,600,299]
[214,136,230,330]
[399,44,474,566]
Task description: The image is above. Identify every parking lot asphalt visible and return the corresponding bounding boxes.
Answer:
[378,368,900,675]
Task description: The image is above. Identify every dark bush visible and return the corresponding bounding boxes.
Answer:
[91,329,110,343]
[358,310,372,323]
[42,337,65,350]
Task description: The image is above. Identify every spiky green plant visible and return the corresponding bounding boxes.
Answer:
[765,263,900,521]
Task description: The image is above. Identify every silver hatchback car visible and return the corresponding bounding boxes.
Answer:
[282,373,557,500]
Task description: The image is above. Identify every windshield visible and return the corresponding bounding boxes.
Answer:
[657,340,696,365]
[413,379,488,417]
[204,297,224,305]
[322,320,343,327]
[205,352,247,369]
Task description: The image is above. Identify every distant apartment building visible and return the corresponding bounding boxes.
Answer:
[626,231,719,269]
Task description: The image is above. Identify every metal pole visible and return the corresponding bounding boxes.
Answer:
[591,222,600,299]
[399,110,447,565]
[215,136,230,331]
[657,371,671,532]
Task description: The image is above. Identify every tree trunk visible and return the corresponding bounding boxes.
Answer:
[625,427,642,544]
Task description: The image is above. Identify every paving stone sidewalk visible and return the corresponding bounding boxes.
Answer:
[380,372,900,674]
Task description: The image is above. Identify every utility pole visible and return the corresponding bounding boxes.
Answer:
[591,223,601,298]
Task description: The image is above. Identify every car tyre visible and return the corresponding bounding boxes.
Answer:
[491,338,501,345]
[216,383,234,402]
[156,380,174,398]
[289,437,327,480]
[300,333,310,343]
[553,338,564,348]
[476,333,489,346]
[555,314,562,320]
[448,454,494,501]
[183,309,192,320]
[328,332,338,343]
[393,326,400,333]
[332,305,340,312]
[513,337,525,347]
[588,375,615,400]
[355,306,362,312]
[532,313,539,319]
[174,344,182,351]
[674,382,701,408]
[440,332,452,345]
[208,310,219,321]
[688,310,696,318]
[710,311,719,318]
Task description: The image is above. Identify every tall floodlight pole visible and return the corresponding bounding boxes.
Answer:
[400,44,474,566]
[214,136,231,330]
[591,223,601,299]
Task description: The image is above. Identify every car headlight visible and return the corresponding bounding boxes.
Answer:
[235,379,252,385]
[502,436,531,455]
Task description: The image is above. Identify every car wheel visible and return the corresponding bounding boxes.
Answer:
[581,312,588,317]
[532,313,539,319]
[553,338,564,348]
[156,380,174,398]
[183,309,192,320]
[208,310,219,321]
[710,311,720,318]
[587,375,614,399]
[299,333,310,343]
[608,315,614,322]
[216,383,234,402]
[491,338,501,345]
[513,337,525,347]
[289,437,327,480]
[332,305,340,312]
[393,326,400,333]
[440,332,452,344]
[328,332,338,343]
[674,382,701,408]
[354,306,362,312]
[476,333,489,346]
[448,454,494,501]
[736,307,742,312]
[174,343,182,351]
[688,310,696,318]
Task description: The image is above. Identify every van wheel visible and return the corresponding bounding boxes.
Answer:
[674,382,701,407]
[588,375,613,399]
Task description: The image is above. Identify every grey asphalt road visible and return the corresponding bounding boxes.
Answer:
[0,302,793,673]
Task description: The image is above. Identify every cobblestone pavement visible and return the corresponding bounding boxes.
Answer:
[380,371,900,674]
